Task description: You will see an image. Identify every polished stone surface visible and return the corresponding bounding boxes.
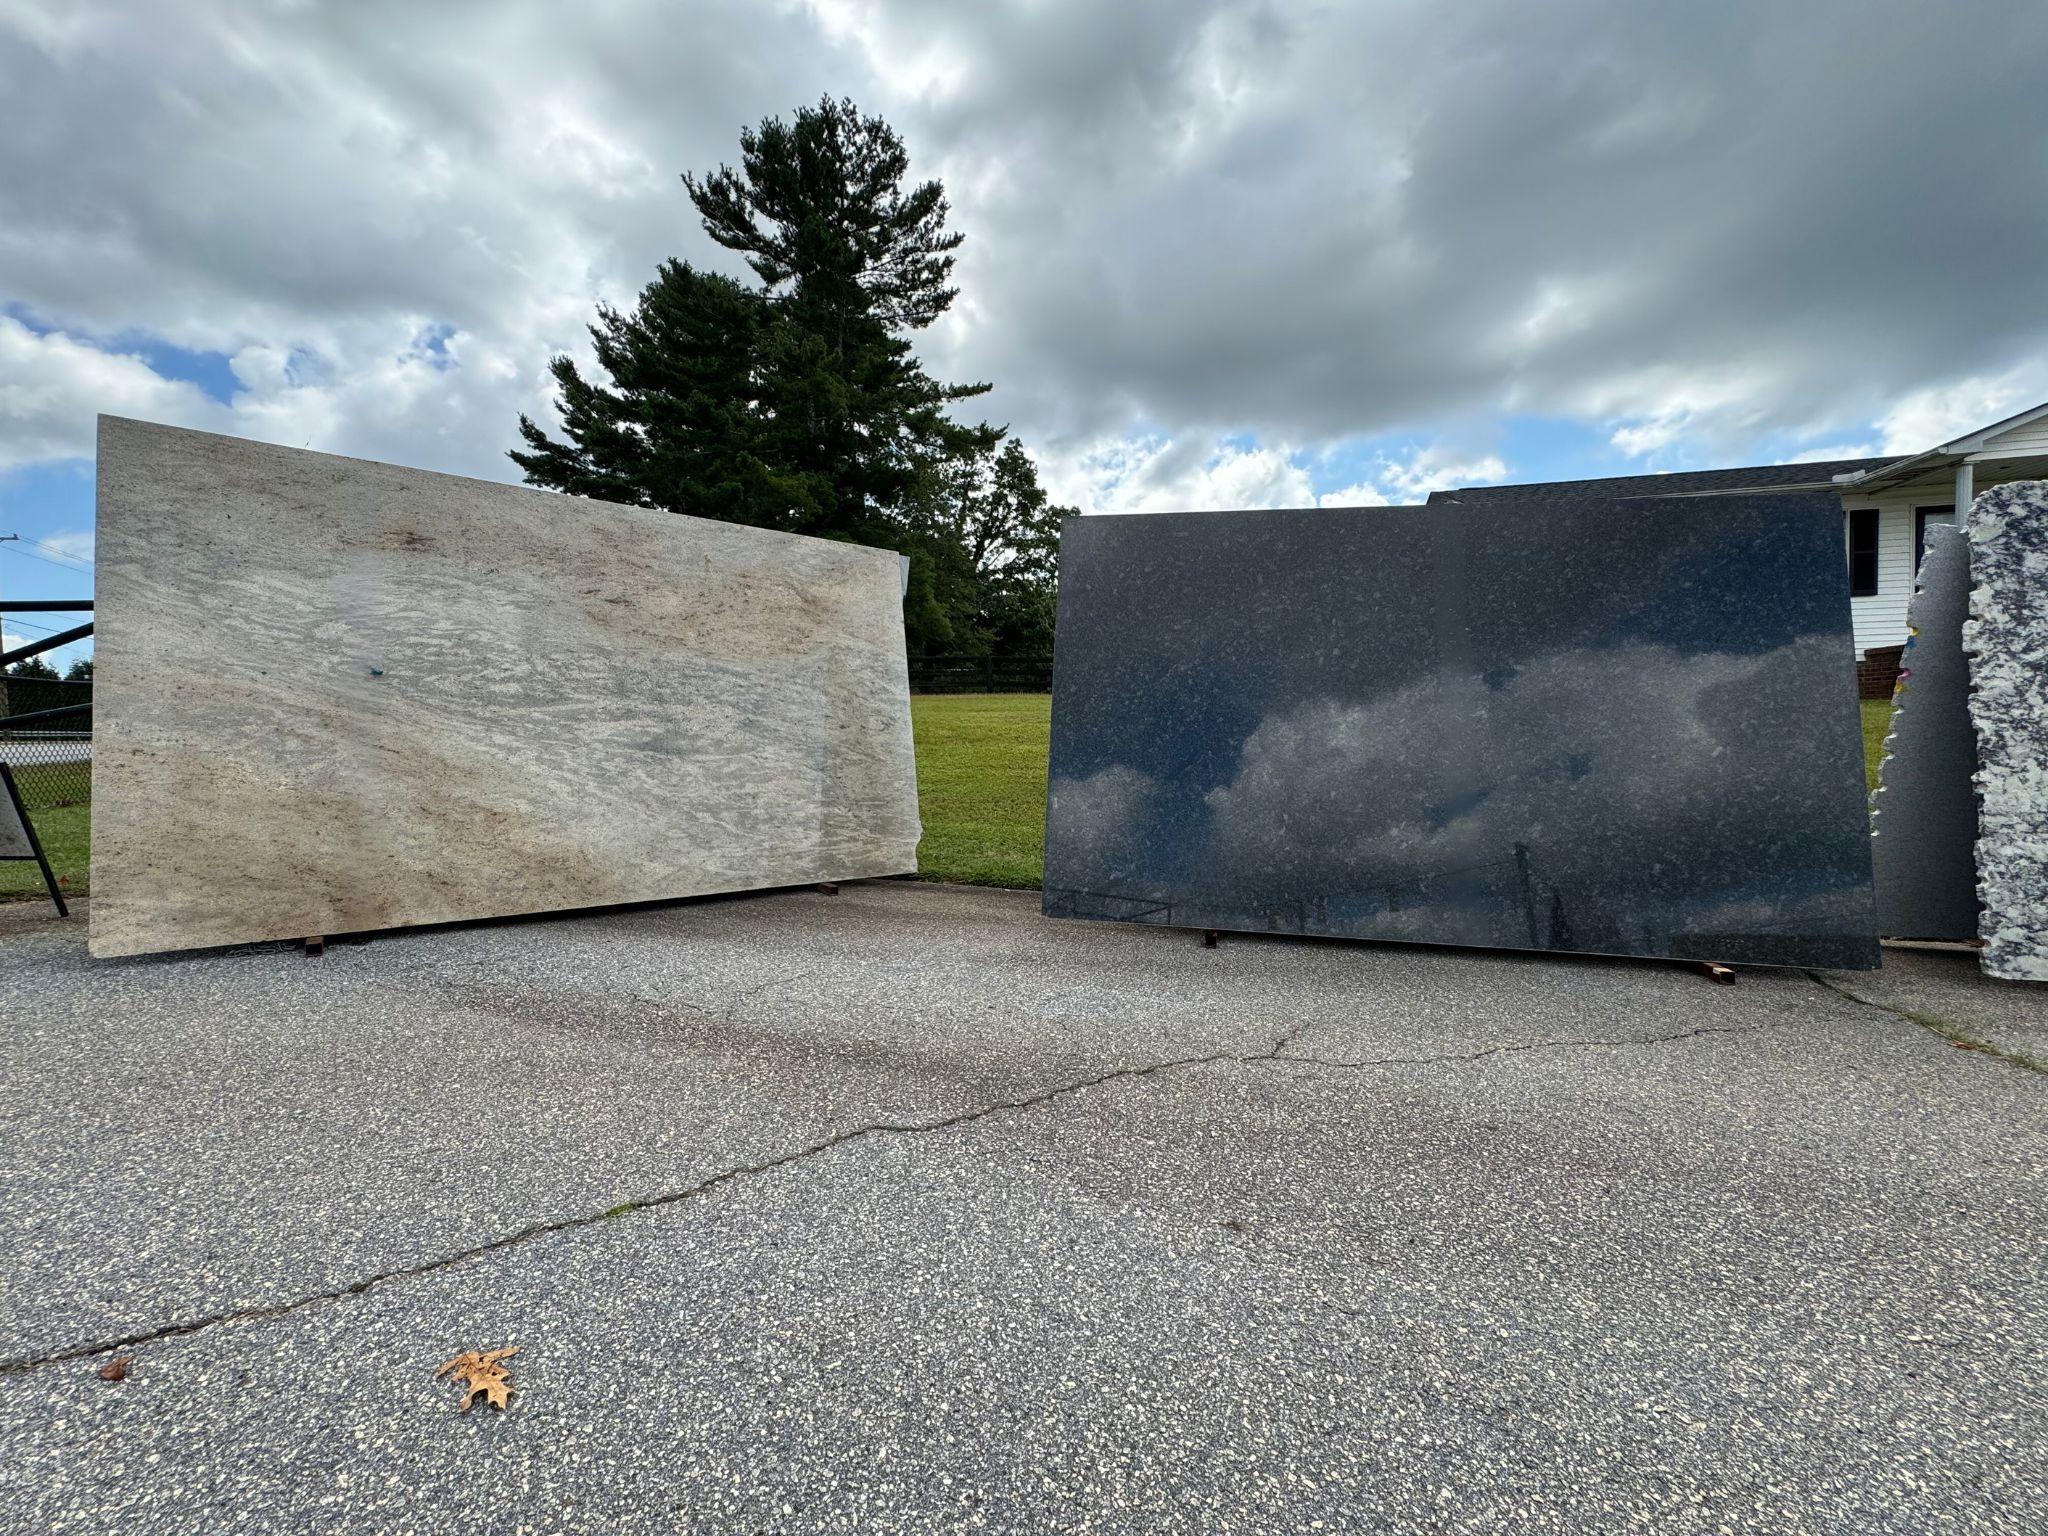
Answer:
[1964,481,2048,981]
[1871,522,1980,940]
[89,418,918,958]
[1045,496,1879,969]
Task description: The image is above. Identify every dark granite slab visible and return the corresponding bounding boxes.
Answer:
[1044,495,1880,970]
[1870,521,1980,940]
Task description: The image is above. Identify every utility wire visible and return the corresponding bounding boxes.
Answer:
[14,533,95,569]
[0,540,93,574]
[0,533,83,643]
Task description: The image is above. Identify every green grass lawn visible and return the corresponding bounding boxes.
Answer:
[1,758,92,901]
[0,800,88,901]
[1861,698,1893,792]
[911,693,1048,888]
[0,695,1903,903]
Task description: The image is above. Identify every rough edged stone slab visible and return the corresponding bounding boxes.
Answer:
[1964,480,2048,981]
[89,418,919,958]
[1870,521,1979,938]
[1045,495,1879,970]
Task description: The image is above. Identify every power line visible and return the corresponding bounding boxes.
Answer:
[0,536,96,573]
[0,540,93,574]
[15,533,95,569]
[0,538,46,637]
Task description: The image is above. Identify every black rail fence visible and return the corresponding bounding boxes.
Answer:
[908,653,1053,694]
[0,678,92,812]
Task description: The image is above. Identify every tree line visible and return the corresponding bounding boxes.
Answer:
[2,655,91,683]
[513,97,1070,656]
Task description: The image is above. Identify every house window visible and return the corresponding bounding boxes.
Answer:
[1915,505,1954,570]
[1848,509,1879,597]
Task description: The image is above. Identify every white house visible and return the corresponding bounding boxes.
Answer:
[1431,399,2048,660]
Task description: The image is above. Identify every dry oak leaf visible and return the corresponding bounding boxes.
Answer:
[436,1346,519,1412]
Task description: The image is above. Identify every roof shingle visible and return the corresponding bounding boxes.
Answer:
[1426,456,1901,505]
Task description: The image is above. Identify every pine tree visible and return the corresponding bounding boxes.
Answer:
[510,262,790,524]
[684,95,964,336]
[514,96,1068,651]
[684,95,996,543]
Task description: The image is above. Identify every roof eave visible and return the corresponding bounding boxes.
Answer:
[1831,447,1957,496]
[1833,397,2048,495]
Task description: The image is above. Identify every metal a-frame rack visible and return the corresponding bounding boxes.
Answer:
[0,598,92,917]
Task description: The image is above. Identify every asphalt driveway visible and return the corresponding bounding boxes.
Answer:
[1,883,2042,1533]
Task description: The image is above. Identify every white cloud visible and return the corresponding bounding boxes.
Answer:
[1046,436,1316,514]
[1784,442,1875,464]
[1609,417,1678,457]
[0,0,837,481]
[1044,434,1508,514]
[1593,369,1778,462]
[1315,482,1392,508]
[1,0,2044,493]
[1377,447,1509,499]
[1875,369,2048,456]
[0,316,227,468]
[221,319,562,480]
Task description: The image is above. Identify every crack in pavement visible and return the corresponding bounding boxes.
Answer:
[1264,1020,1776,1072]
[1807,971,2046,1075]
[718,966,821,1023]
[0,1017,1770,1378]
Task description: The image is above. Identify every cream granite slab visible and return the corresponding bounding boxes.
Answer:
[89,417,919,958]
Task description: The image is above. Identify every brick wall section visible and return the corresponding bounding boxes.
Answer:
[1858,644,1906,700]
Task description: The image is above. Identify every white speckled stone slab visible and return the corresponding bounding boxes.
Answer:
[89,418,919,958]
[1870,522,1980,939]
[1963,481,2048,981]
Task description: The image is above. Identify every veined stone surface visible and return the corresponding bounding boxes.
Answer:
[1870,522,1979,939]
[89,418,919,959]
[1964,480,2048,981]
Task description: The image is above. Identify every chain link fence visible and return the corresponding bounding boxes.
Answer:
[0,677,92,813]
[2,731,91,811]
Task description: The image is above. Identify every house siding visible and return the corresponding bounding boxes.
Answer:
[1846,502,1953,656]
[1982,419,2048,455]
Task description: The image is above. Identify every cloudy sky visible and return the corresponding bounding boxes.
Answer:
[4,0,2045,666]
